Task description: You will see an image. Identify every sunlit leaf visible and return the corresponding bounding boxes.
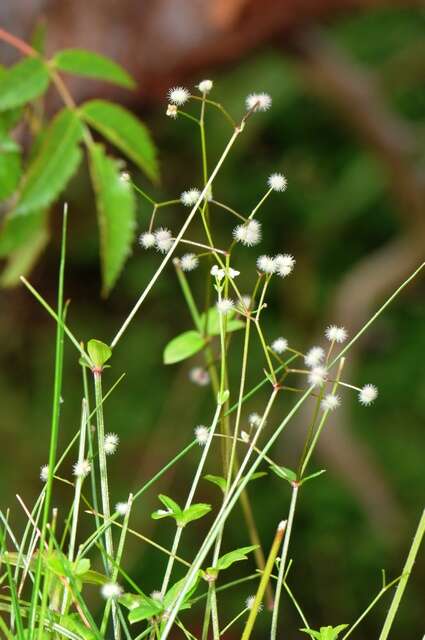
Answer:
[53,49,135,89]
[0,57,49,111]
[163,330,205,365]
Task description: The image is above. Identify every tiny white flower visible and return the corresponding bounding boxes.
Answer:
[181,188,201,207]
[241,295,252,311]
[248,412,262,428]
[245,93,272,112]
[168,86,190,106]
[304,346,325,368]
[257,254,275,274]
[101,582,123,600]
[241,430,250,443]
[119,171,130,183]
[216,298,234,315]
[325,325,348,344]
[321,394,341,411]
[359,384,378,406]
[245,595,263,611]
[180,253,199,272]
[104,433,119,456]
[211,265,225,281]
[233,219,262,247]
[195,425,209,446]
[139,232,156,249]
[272,337,288,354]
[73,459,91,479]
[150,590,163,601]
[166,104,178,118]
[197,79,213,94]
[308,366,328,387]
[228,267,240,278]
[268,173,287,192]
[274,253,295,277]
[40,465,49,482]
[189,367,210,386]
[115,501,130,516]
[154,227,173,254]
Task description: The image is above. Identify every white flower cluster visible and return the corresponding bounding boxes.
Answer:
[233,220,261,247]
[195,425,209,446]
[139,228,173,254]
[104,433,119,455]
[181,188,201,207]
[211,265,240,281]
[256,253,295,277]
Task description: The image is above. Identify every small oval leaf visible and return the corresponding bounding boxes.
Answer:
[87,339,112,368]
[0,57,49,111]
[163,330,204,365]
[53,49,135,89]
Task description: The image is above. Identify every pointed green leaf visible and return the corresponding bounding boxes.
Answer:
[300,625,349,640]
[0,57,49,111]
[128,598,163,623]
[163,330,205,365]
[0,224,48,287]
[158,494,182,515]
[204,474,227,492]
[300,469,326,486]
[14,108,83,215]
[151,494,182,520]
[87,339,112,368]
[179,503,211,526]
[53,49,135,89]
[60,613,97,639]
[199,307,244,336]
[81,100,159,183]
[270,464,297,483]
[163,573,200,609]
[88,142,136,295]
[215,545,259,572]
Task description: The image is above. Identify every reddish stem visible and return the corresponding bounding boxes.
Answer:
[0,27,36,57]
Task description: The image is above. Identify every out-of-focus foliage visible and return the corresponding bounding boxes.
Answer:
[0,6,424,637]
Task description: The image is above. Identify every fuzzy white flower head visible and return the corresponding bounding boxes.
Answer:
[195,425,209,446]
[168,86,190,106]
[73,459,91,479]
[115,501,130,516]
[325,325,348,344]
[119,171,130,183]
[321,394,341,411]
[257,254,275,274]
[181,188,201,207]
[248,412,262,428]
[304,346,325,368]
[233,219,262,247]
[272,337,288,354]
[268,173,287,192]
[189,367,210,386]
[197,79,213,94]
[359,384,378,406]
[245,595,263,611]
[40,465,49,482]
[241,295,252,311]
[154,227,173,254]
[274,254,295,277]
[150,590,163,601]
[308,366,328,387]
[104,433,119,456]
[180,253,199,272]
[166,104,178,118]
[210,265,225,281]
[216,298,235,315]
[139,232,156,249]
[245,92,272,112]
[101,582,123,600]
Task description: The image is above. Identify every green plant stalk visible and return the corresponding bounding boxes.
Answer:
[220,607,249,635]
[111,126,243,349]
[28,207,67,640]
[0,521,25,638]
[160,403,222,597]
[93,370,120,639]
[36,510,57,640]
[378,509,425,640]
[248,188,272,220]
[282,580,310,629]
[270,485,299,639]
[242,521,286,640]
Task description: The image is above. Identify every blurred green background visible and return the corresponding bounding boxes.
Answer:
[1,3,424,637]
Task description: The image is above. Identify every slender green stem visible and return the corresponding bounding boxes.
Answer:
[220,607,249,635]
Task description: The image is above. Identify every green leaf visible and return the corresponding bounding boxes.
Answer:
[269,464,297,483]
[217,389,230,405]
[158,494,182,514]
[0,209,46,257]
[179,503,211,526]
[0,57,49,111]
[163,573,200,609]
[60,614,97,639]
[14,108,83,215]
[300,469,326,486]
[53,49,135,89]
[128,597,163,623]
[88,142,136,295]
[199,307,244,336]
[151,494,182,521]
[0,135,21,200]
[163,330,205,365]
[204,474,227,492]
[0,224,48,287]
[301,625,349,640]
[81,100,159,183]
[215,545,258,572]
[87,339,112,368]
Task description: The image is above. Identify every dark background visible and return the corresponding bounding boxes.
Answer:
[0,1,424,637]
